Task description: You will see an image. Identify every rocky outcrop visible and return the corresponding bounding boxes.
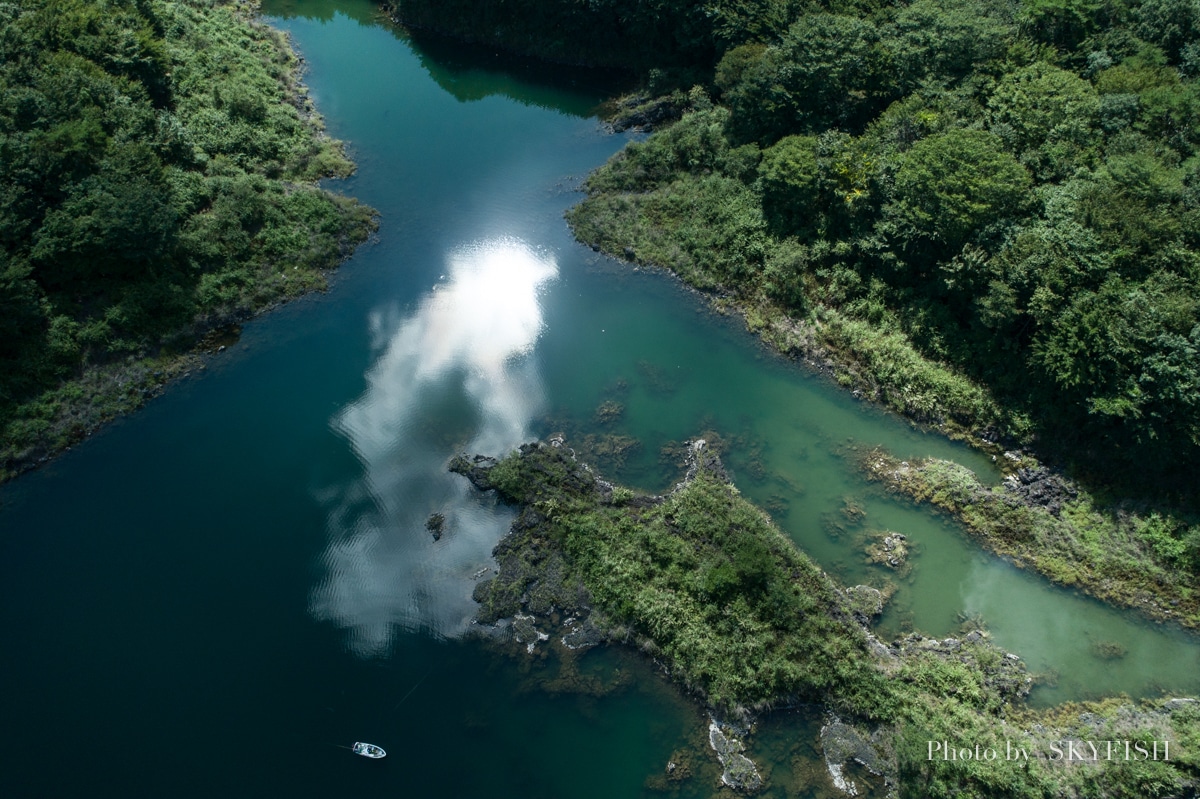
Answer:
[448,453,499,491]
[470,506,593,625]
[674,438,731,487]
[864,531,910,575]
[1002,465,1079,517]
[843,585,889,622]
[511,613,550,653]
[606,94,685,132]
[425,512,445,541]
[890,631,1034,701]
[560,615,605,650]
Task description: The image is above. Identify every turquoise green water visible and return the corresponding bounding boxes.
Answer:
[532,249,1200,707]
[1,2,1198,796]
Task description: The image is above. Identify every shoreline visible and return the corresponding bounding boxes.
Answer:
[577,230,1200,638]
[861,450,1200,632]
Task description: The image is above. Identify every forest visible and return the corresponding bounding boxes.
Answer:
[0,0,375,478]
[392,0,1200,505]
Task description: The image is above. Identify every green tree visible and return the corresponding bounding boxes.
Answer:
[976,211,1112,338]
[723,13,881,143]
[0,253,48,400]
[986,62,1101,179]
[759,135,820,235]
[1134,0,1200,65]
[703,0,800,50]
[30,142,176,286]
[1033,274,1200,454]
[1019,0,1110,50]
[885,128,1031,255]
[883,0,1015,92]
[1076,152,1185,275]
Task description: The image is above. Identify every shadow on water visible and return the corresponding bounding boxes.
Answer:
[398,27,632,114]
[266,0,377,24]
[266,0,631,116]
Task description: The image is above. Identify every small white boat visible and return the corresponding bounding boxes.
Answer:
[352,741,386,759]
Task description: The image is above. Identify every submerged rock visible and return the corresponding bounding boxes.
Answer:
[841,497,867,524]
[425,512,445,541]
[820,720,888,797]
[643,747,696,792]
[593,400,625,425]
[1089,639,1128,660]
[708,718,764,793]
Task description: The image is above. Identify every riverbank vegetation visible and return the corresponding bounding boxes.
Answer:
[476,441,896,714]
[0,0,376,480]
[864,451,1200,630]
[458,441,1200,797]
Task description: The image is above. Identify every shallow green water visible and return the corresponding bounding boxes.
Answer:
[1,2,1198,796]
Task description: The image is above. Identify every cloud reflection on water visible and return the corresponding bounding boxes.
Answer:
[311,238,557,654]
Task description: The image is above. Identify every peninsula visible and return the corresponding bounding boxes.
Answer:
[454,439,1200,797]
[0,0,376,481]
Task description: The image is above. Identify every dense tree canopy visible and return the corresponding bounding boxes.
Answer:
[0,0,374,475]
